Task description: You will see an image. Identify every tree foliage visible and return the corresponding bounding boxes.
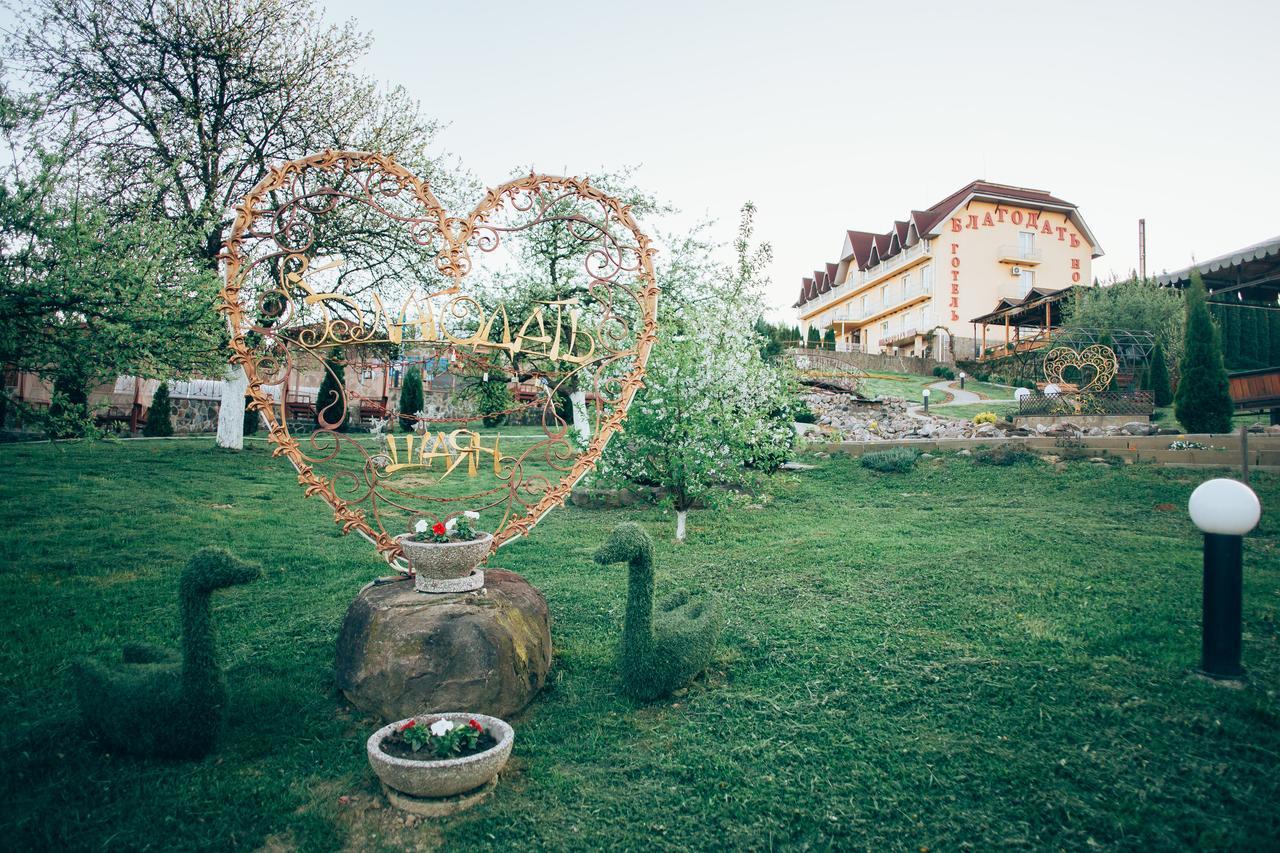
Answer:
[1063,276,1185,363]
[7,0,460,270]
[1174,273,1233,434]
[599,204,796,540]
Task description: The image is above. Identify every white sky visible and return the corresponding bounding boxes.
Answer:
[4,1,1276,320]
[328,0,1278,321]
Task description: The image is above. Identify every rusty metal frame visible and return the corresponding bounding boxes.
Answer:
[218,150,658,569]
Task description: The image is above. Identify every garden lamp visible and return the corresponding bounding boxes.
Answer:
[922,387,930,414]
[1188,478,1261,680]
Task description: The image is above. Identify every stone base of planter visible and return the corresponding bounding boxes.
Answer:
[415,569,484,594]
[336,569,552,720]
[381,778,496,817]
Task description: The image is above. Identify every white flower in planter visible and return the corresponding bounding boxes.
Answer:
[445,517,457,531]
[429,719,455,737]
[414,519,429,534]
[464,511,480,521]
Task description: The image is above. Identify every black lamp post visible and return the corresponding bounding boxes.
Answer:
[1188,478,1261,681]
[922,388,930,414]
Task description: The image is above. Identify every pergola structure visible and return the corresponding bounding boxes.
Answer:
[968,285,1081,360]
[1156,235,1280,300]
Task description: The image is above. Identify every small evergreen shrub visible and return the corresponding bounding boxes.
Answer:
[860,447,919,473]
[1174,272,1233,433]
[972,411,997,425]
[315,352,349,431]
[973,445,1037,466]
[143,382,174,436]
[1146,343,1173,407]
[398,368,424,432]
[932,365,956,380]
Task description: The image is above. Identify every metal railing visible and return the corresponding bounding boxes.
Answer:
[1018,390,1154,417]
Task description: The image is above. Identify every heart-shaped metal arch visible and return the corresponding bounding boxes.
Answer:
[1042,344,1117,392]
[218,150,659,568]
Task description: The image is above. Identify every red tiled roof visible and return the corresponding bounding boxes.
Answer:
[796,180,1096,309]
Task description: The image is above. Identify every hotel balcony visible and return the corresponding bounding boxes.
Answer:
[800,241,932,316]
[997,244,1043,265]
[879,327,921,348]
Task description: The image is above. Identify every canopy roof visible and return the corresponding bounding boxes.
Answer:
[1155,235,1280,299]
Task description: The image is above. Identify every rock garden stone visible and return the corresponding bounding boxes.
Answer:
[336,569,552,721]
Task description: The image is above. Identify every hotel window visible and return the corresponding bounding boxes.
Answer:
[881,320,889,338]
[921,263,933,292]
[1018,231,1036,257]
[861,294,868,316]
[902,272,911,299]
[1019,267,1036,295]
[919,306,928,329]
[880,284,889,307]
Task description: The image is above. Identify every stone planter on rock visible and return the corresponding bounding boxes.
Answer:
[368,712,514,815]
[396,532,492,593]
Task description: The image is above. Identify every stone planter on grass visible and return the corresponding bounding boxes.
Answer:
[367,712,514,815]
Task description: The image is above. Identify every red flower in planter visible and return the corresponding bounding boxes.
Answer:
[468,719,483,732]
[399,719,417,732]
[432,522,447,536]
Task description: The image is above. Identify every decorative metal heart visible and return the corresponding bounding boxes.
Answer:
[219,151,658,568]
[1042,345,1117,392]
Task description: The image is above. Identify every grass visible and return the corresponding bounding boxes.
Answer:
[1,440,1279,850]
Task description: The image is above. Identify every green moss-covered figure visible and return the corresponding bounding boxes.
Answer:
[593,522,722,701]
[73,548,260,759]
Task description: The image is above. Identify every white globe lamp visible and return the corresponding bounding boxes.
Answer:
[1188,478,1260,535]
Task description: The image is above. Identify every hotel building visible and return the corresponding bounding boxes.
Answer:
[793,180,1102,359]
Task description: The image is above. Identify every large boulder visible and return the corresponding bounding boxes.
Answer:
[336,569,552,722]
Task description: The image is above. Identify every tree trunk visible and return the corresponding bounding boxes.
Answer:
[216,364,248,450]
[675,509,687,543]
[570,390,590,443]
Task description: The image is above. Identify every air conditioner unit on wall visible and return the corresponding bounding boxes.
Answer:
[1010,266,1023,276]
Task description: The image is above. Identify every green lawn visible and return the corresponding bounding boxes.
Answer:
[1,441,1279,850]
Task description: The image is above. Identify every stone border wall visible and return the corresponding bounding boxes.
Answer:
[810,433,1280,471]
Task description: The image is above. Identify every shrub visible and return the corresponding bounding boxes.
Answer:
[398,367,424,432]
[972,444,1036,466]
[1174,272,1233,433]
[315,352,349,432]
[860,446,919,473]
[242,396,258,435]
[972,411,997,425]
[143,381,174,436]
[1146,343,1173,407]
[932,365,955,380]
[793,404,817,424]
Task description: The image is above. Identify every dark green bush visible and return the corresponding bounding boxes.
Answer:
[398,367,424,432]
[143,382,173,437]
[860,446,919,473]
[932,365,955,380]
[972,444,1037,466]
[793,403,817,424]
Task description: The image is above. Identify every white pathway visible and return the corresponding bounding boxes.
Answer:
[905,380,1016,419]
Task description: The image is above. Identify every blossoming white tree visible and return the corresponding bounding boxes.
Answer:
[601,204,795,541]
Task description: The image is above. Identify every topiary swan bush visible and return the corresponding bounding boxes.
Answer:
[73,547,260,758]
[593,522,722,701]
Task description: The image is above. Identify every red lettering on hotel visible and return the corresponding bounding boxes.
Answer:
[951,218,962,232]
[1056,226,1066,241]
[1011,211,1023,225]
[1071,258,1080,269]
[1069,233,1080,248]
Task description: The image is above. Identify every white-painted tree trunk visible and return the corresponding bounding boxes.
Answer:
[675,509,687,542]
[570,390,591,443]
[215,364,248,450]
